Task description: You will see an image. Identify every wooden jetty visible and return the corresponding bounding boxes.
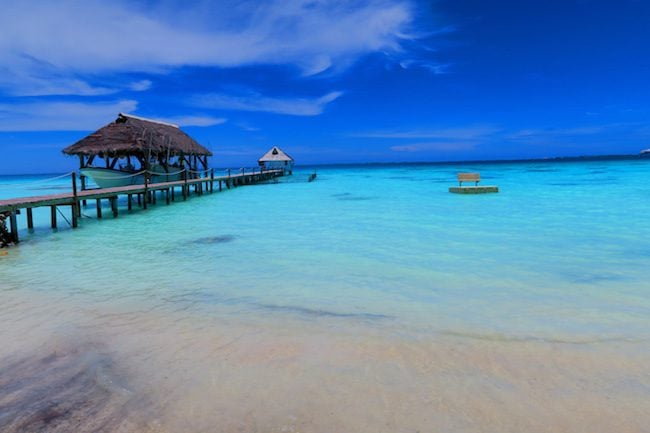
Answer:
[0,168,283,244]
[449,172,499,194]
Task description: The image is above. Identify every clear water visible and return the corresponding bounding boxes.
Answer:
[1,159,649,432]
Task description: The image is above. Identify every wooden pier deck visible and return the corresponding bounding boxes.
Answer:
[0,168,283,244]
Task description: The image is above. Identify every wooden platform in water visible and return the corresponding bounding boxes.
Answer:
[449,186,499,194]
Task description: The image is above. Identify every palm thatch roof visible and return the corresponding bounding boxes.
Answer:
[258,146,293,162]
[62,113,212,157]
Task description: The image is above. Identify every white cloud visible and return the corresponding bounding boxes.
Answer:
[0,100,138,131]
[0,0,416,95]
[194,91,343,116]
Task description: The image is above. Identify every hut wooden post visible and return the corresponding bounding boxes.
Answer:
[71,173,79,227]
[183,169,188,201]
[127,194,132,211]
[165,188,170,205]
[26,208,34,230]
[111,197,118,217]
[9,211,19,244]
[171,186,175,201]
[210,169,214,193]
[143,173,149,209]
[96,199,102,218]
[80,175,87,206]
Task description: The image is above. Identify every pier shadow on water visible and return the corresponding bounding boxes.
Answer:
[186,235,237,245]
[0,342,154,433]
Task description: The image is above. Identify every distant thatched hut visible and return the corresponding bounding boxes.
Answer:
[63,113,212,188]
[258,146,294,174]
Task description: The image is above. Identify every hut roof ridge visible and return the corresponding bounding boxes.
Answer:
[118,112,179,128]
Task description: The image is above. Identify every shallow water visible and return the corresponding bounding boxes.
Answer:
[1,159,650,432]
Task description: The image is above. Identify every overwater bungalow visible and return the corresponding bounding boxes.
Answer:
[63,113,212,189]
[258,146,294,174]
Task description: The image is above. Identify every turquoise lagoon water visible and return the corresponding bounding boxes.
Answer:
[1,159,649,432]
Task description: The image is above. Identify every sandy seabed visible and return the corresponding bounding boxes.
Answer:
[1,290,649,433]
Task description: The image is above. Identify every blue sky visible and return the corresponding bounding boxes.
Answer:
[1,0,649,173]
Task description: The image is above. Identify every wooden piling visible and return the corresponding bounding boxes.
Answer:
[51,206,57,229]
[127,194,132,211]
[71,204,78,228]
[96,199,102,218]
[9,211,19,243]
[26,208,33,230]
[111,197,118,217]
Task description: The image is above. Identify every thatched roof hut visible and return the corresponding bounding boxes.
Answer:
[258,146,294,174]
[258,146,293,163]
[63,113,212,158]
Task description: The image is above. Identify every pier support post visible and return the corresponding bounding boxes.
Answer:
[219,180,222,192]
[26,208,33,230]
[210,169,214,193]
[111,197,118,218]
[171,187,175,201]
[71,204,78,228]
[166,188,170,205]
[9,211,19,243]
[50,206,57,229]
[96,199,102,218]
[128,194,132,211]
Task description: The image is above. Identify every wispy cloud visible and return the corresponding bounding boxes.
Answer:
[353,126,500,140]
[0,100,138,131]
[158,115,227,127]
[390,141,477,152]
[0,0,418,95]
[508,126,608,139]
[129,80,152,92]
[399,60,451,74]
[0,100,223,131]
[193,91,343,116]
